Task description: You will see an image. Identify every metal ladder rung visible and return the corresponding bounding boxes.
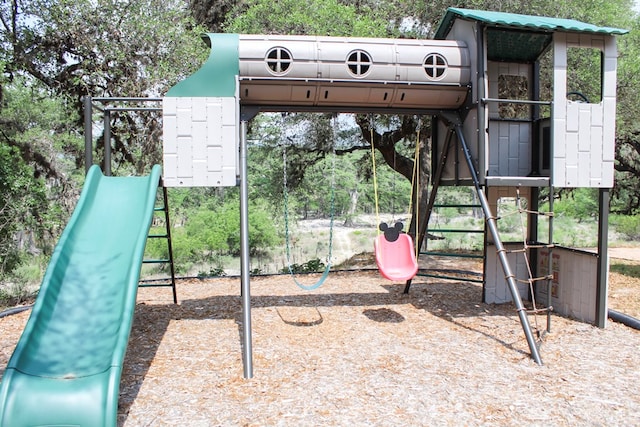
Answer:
[147,234,169,239]
[526,243,555,249]
[416,271,484,283]
[420,251,484,259]
[426,228,484,233]
[143,258,170,264]
[139,282,174,288]
[526,306,554,315]
[433,204,481,208]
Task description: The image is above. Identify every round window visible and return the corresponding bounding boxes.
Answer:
[266,47,292,75]
[346,50,372,77]
[423,53,447,80]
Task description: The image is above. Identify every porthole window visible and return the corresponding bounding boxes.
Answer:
[266,47,292,75]
[346,50,372,77]
[423,53,447,80]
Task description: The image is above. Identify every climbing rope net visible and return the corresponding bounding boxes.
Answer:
[498,188,555,340]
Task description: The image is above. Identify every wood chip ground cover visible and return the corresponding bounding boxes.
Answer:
[1,260,640,426]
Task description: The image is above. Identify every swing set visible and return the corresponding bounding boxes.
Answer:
[281,114,420,288]
[157,10,626,377]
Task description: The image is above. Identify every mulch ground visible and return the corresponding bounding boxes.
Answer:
[1,256,640,426]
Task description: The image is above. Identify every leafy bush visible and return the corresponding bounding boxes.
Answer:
[281,258,326,274]
[197,267,226,277]
[144,197,279,274]
[611,214,640,240]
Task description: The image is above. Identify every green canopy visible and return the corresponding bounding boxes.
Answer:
[435,7,629,62]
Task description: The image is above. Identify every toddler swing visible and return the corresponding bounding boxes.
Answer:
[370,121,419,282]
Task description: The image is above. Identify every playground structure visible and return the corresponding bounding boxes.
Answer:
[0,7,629,425]
[162,8,627,373]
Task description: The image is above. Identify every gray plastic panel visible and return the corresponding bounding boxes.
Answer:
[237,35,470,109]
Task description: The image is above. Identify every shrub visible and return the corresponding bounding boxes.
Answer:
[612,214,640,240]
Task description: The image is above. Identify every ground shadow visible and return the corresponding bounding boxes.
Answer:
[119,274,534,424]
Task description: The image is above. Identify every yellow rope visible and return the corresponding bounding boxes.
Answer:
[370,121,380,236]
[409,125,420,258]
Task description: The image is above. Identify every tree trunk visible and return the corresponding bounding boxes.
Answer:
[356,115,431,249]
[344,189,359,226]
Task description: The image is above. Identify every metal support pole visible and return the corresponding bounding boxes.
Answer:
[83,96,93,173]
[452,121,543,365]
[239,120,254,379]
[547,186,554,333]
[103,109,112,176]
[596,188,610,328]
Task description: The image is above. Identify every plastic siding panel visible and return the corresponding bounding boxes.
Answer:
[163,97,239,187]
[518,124,530,174]
[192,97,207,121]
[566,165,579,187]
[578,151,590,184]
[591,103,603,127]
[192,122,207,159]
[487,121,499,175]
[603,97,617,162]
[176,107,192,136]
[485,244,529,304]
[566,102,579,132]
[591,126,604,158]
[552,32,618,188]
[602,161,614,186]
[177,137,192,179]
[163,116,177,154]
[207,147,222,171]
[193,161,206,185]
[565,131,578,165]
[534,246,598,322]
[499,124,509,174]
[578,107,591,152]
[554,157,566,187]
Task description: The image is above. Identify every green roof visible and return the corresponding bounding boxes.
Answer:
[435,7,629,63]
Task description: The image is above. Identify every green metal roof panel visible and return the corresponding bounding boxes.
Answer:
[435,8,628,63]
[435,7,629,39]
[166,33,239,97]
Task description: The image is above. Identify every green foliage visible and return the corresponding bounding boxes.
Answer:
[0,144,48,274]
[611,214,640,240]
[548,189,599,223]
[145,197,278,274]
[281,258,326,274]
[197,267,227,277]
[227,0,390,37]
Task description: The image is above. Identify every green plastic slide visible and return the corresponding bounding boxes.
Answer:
[0,164,162,427]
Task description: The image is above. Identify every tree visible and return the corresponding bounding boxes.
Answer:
[0,78,77,275]
[1,0,208,177]
[0,0,208,274]
[0,143,47,274]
